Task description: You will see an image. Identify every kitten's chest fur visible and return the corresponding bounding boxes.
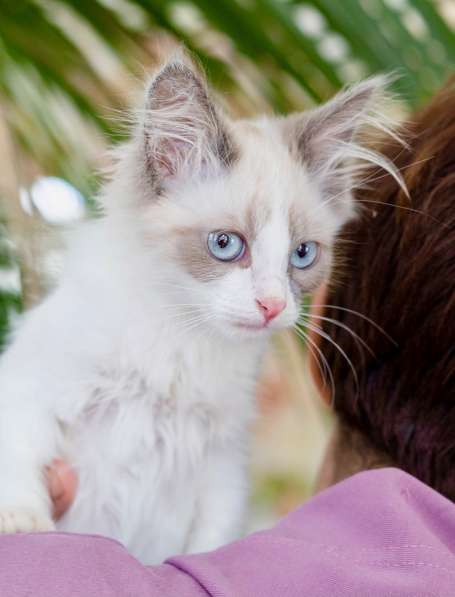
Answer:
[73,347,254,466]
[57,337,261,562]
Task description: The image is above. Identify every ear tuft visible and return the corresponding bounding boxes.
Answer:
[284,75,407,205]
[142,55,237,187]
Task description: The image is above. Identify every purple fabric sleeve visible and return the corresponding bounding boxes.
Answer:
[1,468,454,597]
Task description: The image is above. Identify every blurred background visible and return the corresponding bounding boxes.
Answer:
[0,0,454,526]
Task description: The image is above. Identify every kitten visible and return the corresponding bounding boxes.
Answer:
[0,56,403,563]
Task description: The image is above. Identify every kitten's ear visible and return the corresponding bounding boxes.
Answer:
[142,56,237,187]
[284,76,405,203]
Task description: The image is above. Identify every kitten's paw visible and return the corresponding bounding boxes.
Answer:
[0,508,55,534]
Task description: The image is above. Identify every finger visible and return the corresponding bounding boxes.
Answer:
[46,459,78,520]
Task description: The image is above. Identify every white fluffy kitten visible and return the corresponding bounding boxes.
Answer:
[0,57,403,563]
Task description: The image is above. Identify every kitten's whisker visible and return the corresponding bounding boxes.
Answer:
[355,199,449,228]
[146,279,205,290]
[299,313,376,358]
[352,157,430,190]
[311,304,397,345]
[294,325,335,405]
[296,320,359,397]
[177,312,211,326]
[176,320,206,336]
[177,312,217,335]
[158,306,202,318]
[161,303,210,311]
[309,156,432,216]
[182,318,215,341]
[296,328,327,392]
[160,309,213,329]
[182,315,216,344]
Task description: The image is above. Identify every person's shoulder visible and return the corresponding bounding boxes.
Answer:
[347,466,429,488]
[324,466,455,513]
[345,466,453,503]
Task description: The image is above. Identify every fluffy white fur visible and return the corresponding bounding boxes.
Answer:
[0,57,405,563]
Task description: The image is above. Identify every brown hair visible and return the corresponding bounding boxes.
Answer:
[319,83,455,499]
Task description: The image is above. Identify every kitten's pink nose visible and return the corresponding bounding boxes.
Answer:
[256,297,286,323]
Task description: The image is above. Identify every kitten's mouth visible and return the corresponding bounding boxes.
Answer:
[232,321,267,331]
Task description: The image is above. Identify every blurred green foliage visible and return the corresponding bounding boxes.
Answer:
[1,0,454,186]
[0,216,21,351]
[0,0,453,348]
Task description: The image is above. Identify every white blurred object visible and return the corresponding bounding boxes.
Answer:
[21,177,86,224]
[318,34,349,62]
[294,5,325,37]
[0,269,21,293]
[383,0,408,11]
[402,8,428,40]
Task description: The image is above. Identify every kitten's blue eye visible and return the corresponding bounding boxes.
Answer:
[207,231,245,262]
[290,241,319,269]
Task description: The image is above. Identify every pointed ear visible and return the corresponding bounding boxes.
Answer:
[142,57,237,188]
[283,76,405,204]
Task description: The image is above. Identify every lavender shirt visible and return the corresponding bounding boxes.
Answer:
[1,468,454,596]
